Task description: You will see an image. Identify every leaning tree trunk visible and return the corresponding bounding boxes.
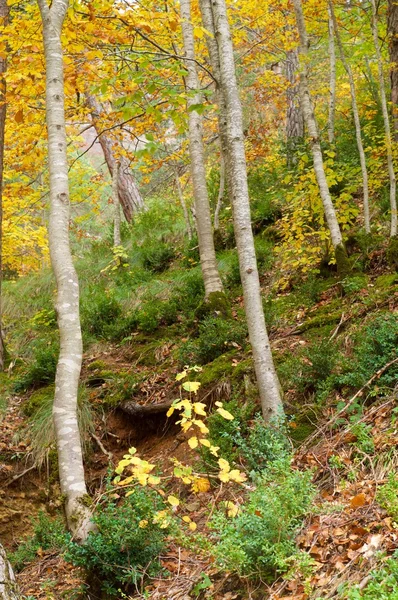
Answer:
[293,0,349,274]
[327,5,336,145]
[203,0,284,422]
[180,0,223,298]
[85,93,145,222]
[37,0,94,541]
[0,0,8,371]
[330,0,370,233]
[113,161,121,247]
[388,0,398,138]
[285,48,304,166]
[0,543,20,600]
[371,0,398,237]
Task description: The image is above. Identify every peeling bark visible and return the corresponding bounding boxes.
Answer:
[85,93,145,222]
[37,0,94,541]
[202,0,284,421]
[180,0,223,298]
[0,543,20,600]
[371,0,398,237]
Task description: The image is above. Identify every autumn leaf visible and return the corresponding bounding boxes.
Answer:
[167,495,180,507]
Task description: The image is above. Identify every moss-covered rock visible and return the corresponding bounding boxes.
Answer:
[335,243,351,277]
[199,352,252,387]
[23,385,54,417]
[195,291,231,321]
[386,236,398,271]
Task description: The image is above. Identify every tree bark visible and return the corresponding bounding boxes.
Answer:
[293,0,349,272]
[202,0,284,422]
[330,1,370,233]
[37,0,94,541]
[371,0,398,237]
[85,93,145,223]
[113,161,121,247]
[388,0,398,138]
[286,48,304,166]
[0,0,8,371]
[327,5,336,145]
[0,543,20,600]
[180,0,223,298]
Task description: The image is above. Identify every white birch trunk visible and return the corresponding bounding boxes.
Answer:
[214,151,225,231]
[0,543,20,600]
[175,169,193,240]
[37,0,94,541]
[327,5,336,145]
[113,161,121,247]
[180,0,223,297]
[293,0,348,270]
[205,0,283,421]
[370,0,398,237]
[330,1,370,233]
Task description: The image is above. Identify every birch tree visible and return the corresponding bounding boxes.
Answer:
[329,0,370,233]
[327,5,336,145]
[0,0,8,371]
[180,0,224,299]
[286,48,304,166]
[199,0,283,421]
[37,0,94,541]
[0,542,20,600]
[370,0,398,237]
[293,0,349,274]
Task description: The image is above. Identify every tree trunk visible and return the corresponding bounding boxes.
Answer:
[0,543,20,600]
[286,48,304,166]
[388,0,398,138]
[371,0,398,237]
[37,0,94,542]
[180,0,223,298]
[293,0,349,273]
[214,150,225,231]
[85,93,145,223]
[113,161,121,247]
[202,0,284,422]
[174,169,193,240]
[327,5,336,145]
[0,0,8,371]
[330,0,370,233]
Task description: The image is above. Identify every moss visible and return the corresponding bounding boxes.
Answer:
[335,243,351,277]
[199,352,253,387]
[87,360,109,371]
[195,291,231,321]
[386,236,398,271]
[48,448,59,484]
[23,385,54,417]
[374,273,398,289]
[296,310,343,333]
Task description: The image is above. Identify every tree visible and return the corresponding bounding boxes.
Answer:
[293,0,349,274]
[0,542,20,600]
[327,4,336,145]
[180,0,223,299]
[37,0,94,540]
[0,0,8,370]
[85,93,146,222]
[113,160,121,247]
[371,0,398,237]
[286,48,304,166]
[200,0,284,422]
[388,0,398,137]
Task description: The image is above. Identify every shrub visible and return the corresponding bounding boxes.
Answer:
[239,416,291,474]
[66,487,169,597]
[14,340,58,392]
[10,512,69,571]
[345,552,398,599]
[141,241,175,273]
[376,474,398,521]
[81,288,122,339]
[210,458,315,580]
[172,268,205,313]
[179,316,247,365]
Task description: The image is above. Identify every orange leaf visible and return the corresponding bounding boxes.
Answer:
[350,493,366,508]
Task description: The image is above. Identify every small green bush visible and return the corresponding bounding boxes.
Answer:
[14,340,58,392]
[376,474,398,521]
[10,512,69,571]
[210,458,314,580]
[239,416,291,474]
[179,316,247,365]
[345,552,398,599]
[141,241,175,273]
[81,288,122,339]
[172,268,205,313]
[66,487,169,597]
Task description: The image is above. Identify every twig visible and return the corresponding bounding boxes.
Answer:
[5,464,37,486]
[329,312,345,341]
[91,432,113,460]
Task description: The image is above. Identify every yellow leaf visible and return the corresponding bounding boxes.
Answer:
[182,515,191,523]
[188,436,198,449]
[224,501,239,517]
[193,402,206,416]
[189,521,197,531]
[148,475,160,485]
[139,520,148,528]
[199,438,210,447]
[166,407,175,417]
[182,381,201,393]
[217,408,234,421]
[218,458,230,472]
[219,471,230,483]
[176,370,187,381]
[229,469,247,483]
[191,477,211,493]
[168,495,180,507]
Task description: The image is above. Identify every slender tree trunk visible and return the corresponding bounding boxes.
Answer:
[37,0,94,541]
[330,1,370,233]
[202,0,283,421]
[327,5,336,145]
[174,169,193,240]
[0,543,20,600]
[371,0,398,237]
[85,93,145,222]
[0,0,8,371]
[293,0,349,273]
[180,0,223,298]
[286,48,304,166]
[113,161,121,247]
[388,0,398,138]
[214,150,225,231]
